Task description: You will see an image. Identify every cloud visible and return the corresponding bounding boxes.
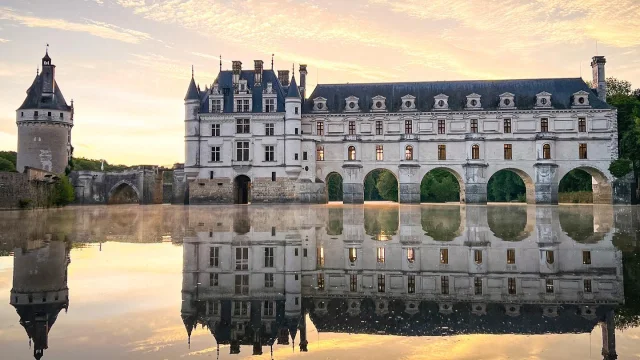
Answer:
[0,7,152,44]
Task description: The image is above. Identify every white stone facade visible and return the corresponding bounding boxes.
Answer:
[184,57,620,204]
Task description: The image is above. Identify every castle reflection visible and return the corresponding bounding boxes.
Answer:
[5,204,636,359]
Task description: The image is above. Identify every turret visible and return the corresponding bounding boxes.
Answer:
[184,69,201,172]
[284,75,302,175]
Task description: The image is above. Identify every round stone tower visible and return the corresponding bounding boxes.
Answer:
[16,48,74,174]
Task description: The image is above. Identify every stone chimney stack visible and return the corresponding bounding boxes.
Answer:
[254,60,263,84]
[299,64,307,100]
[278,70,290,86]
[591,56,607,102]
[232,60,242,84]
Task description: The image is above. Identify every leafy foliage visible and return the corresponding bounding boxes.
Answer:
[72,157,130,172]
[51,175,75,206]
[0,151,17,167]
[0,157,16,172]
[487,170,526,202]
[609,158,632,178]
[326,173,343,201]
[375,170,398,201]
[559,169,592,192]
[364,169,385,201]
[606,77,633,98]
[421,169,459,203]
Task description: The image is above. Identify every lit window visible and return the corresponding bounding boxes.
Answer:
[504,144,512,160]
[378,274,385,292]
[440,249,448,264]
[348,146,356,161]
[438,145,446,160]
[405,145,414,160]
[508,278,516,294]
[474,250,482,264]
[582,251,591,265]
[507,249,516,264]
[317,121,324,135]
[543,144,551,159]
[471,145,480,160]
[540,118,549,132]
[317,273,325,290]
[317,247,325,266]
[376,145,384,161]
[348,248,357,264]
[545,250,554,264]
[579,143,588,159]
[408,275,415,294]
[407,248,416,263]
[316,146,324,161]
[376,247,385,263]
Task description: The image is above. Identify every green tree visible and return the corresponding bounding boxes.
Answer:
[487,171,526,202]
[559,169,592,192]
[364,169,383,201]
[326,173,343,201]
[376,170,398,201]
[0,157,16,172]
[607,77,633,98]
[0,151,17,167]
[420,169,459,203]
[51,175,75,206]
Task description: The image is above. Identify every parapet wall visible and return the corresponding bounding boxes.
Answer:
[0,168,58,209]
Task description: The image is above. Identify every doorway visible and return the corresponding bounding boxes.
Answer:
[234,175,251,204]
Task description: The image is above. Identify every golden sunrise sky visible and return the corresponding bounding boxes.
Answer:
[0,0,639,165]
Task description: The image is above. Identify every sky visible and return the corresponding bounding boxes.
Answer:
[0,0,639,166]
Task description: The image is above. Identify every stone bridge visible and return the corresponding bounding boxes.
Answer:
[70,166,186,205]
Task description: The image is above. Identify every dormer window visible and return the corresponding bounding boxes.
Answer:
[499,92,515,109]
[371,95,387,112]
[313,97,328,112]
[345,96,360,112]
[433,94,449,110]
[210,98,223,113]
[466,93,482,109]
[237,80,249,94]
[572,90,591,108]
[535,92,552,108]
[265,82,274,94]
[401,95,416,111]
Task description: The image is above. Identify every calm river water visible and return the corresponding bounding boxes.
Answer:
[1,204,639,360]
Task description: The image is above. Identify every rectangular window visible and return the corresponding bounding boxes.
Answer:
[271,172,276,182]
[209,273,219,286]
[317,273,325,290]
[209,300,219,315]
[211,99,222,113]
[265,145,275,162]
[540,118,549,132]
[294,153,298,160]
[265,123,274,136]
[317,146,324,161]
[236,118,250,134]
[441,276,449,295]
[264,273,274,288]
[474,277,482,295]
[438,119,445,134]
[579,143,588,159]
[470,119,478,133]
[504,144,512,160]
[264,247,274,268]
[350,274,357,292]
[578,118,586,132]
[408,275,416,294]
[504,119,511,133]
[263,301,274,316]
[234,274,249,295]
[545,250,555,264]
[405,120,413,134]
[235,100,242,113]
[377,274,385,293]
[48,111,51,117]
[235,247,249,270]
[295,107,299,115]
[440,249,448,264]
[303,248,308,257]
[376,145,384,161]
[546,279,554,293]
[438,145,446,160]
[303,152,308,160]
[211,123,220,136]
[507,249,516,264]
[236,141,249,161]
[317,121,324,135]
[377,247,385,263]
[376,121,383,135]
[584,279,592,293]
[508,278,516,294]
[407,248,416,263]
[233,301,248,316]
[59,112,64,119]
[243,99,250,112]
[583,251,591,265]
[474,250,482,264]
[265,98,275,113]
[34,111,38,117]
[209,171,214,180]
[317,247,325,266]
[211,147,221,162]
[295,128,299,135]
[349,121,356,135]
[209,247,219,267]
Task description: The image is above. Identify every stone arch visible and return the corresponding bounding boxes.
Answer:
[233,175,251,204]
[558,166,612,204]
[363,168,398,202]
[420,167,464,203]
[107,180,141,205]
[325,171,344,202]
[486,167,535,204]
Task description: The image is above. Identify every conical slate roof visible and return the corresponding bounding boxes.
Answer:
[184,77,200,101]
[286,75,301,98]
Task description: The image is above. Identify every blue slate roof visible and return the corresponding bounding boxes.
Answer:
[287,75,301,98]
[18,74,71,111]
[184,77,200,101]
[198,69,287,113]
[305,78,610,113]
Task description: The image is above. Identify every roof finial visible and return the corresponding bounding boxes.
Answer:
[271,54,274,70]
[36,66,39,76]
[46,43,49,55]
[292,63,295,73]
[219,55,222,72]
[191,65,194,78]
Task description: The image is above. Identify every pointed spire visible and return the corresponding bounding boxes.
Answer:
[191,65,194,78]
[286,75,301,98]
[36,66,39,76]
[219,55,222,72]
[271,54,274,70]
[184,68,200,101]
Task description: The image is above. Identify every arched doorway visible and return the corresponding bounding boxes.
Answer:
[107,181,140,205]
[559,167,612,204]
[363,169,398,202]
[234,175,251,204]
[420,168,462,203]
[325,172,343,202]
[487,169,533,203]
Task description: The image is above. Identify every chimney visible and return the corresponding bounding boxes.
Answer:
[299,64,308,100]
[278,70,290,86]
[254,60,263,84]
[232,60,242,84]
[591,56,607,102]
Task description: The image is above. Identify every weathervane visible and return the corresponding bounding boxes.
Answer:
[271,54,274,70]
[219,54,222,72]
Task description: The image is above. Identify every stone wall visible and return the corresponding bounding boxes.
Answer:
[187,177,326,204]
[189,178,235,204]
[252,177,297,203]
[70,167,165,205]
[0,169,56,209]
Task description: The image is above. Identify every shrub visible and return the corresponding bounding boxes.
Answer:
[52,175,75,206]
[0,157,16,172]
[609,158,632,178]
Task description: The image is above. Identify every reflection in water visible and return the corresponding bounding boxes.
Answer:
[559,207,607,243]
[421,206,462,241]
[3,204,639,359]
[487,206,530,241]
